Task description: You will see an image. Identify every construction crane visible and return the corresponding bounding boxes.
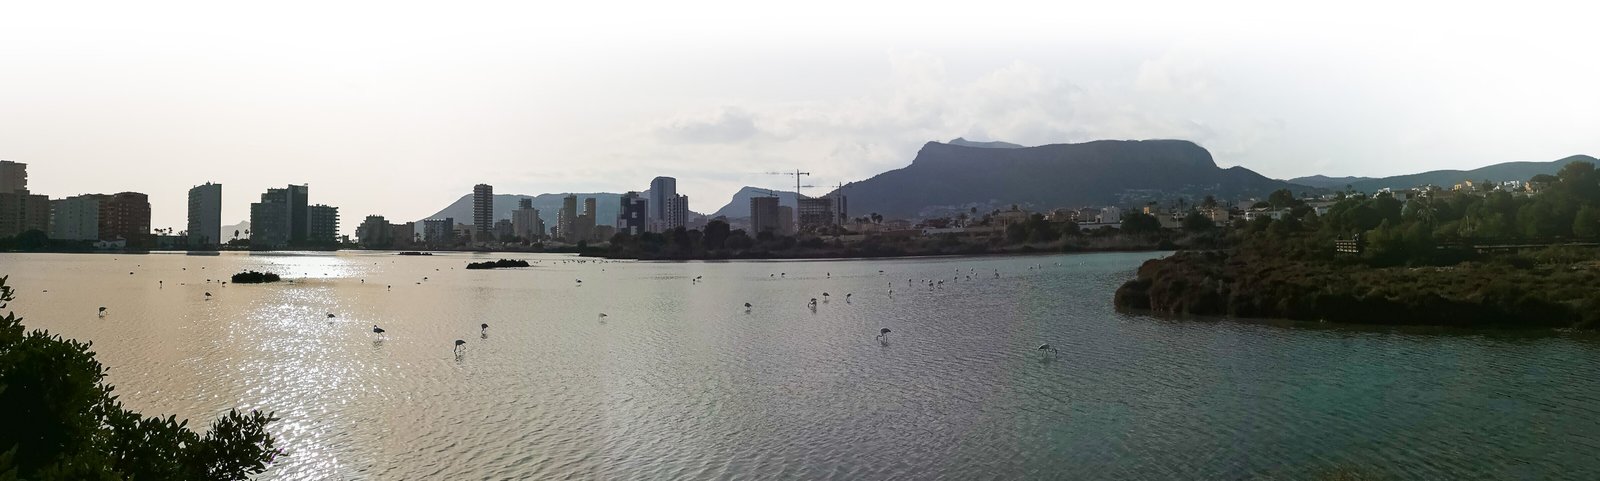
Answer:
[760,169,812,196]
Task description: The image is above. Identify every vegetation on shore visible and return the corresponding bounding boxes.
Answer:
[1115,161,1600,328]
[465,259,530,269]
[594,215,1218,261]
[230,270,282,283]
[0,276,282,478]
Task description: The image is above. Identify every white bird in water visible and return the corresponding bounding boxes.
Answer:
[454,339,467,354]
[327,313,336,319]
[98,307,107,316]
[876,328,891,343]
[481,323,489,334]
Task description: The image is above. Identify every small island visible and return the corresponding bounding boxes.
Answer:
[465,259,530,270]
[230,270,282,284]
[1115,161,1600,329]
[397,251,432,256]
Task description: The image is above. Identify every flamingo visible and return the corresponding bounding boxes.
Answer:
[454,339,466,354]
[481,323,489,334]
[98,307,107,316]
[876,328,891,343]
[1038,344,1060,357]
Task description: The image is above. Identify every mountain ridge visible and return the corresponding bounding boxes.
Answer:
[1331,155,1597,192]
[823,139,1310,219]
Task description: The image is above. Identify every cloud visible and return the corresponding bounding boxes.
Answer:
[625,49,1291,209]
[653,107,761,143]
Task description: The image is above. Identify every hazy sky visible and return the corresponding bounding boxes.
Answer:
[3,1,1596,234]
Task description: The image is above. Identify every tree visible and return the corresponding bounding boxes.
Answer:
[1121,212,1161,235]
[1268,189,1298,209]
[703,220,731,250]
[1575,205,1600,238]
[1182,211,1215,232]
[14,230,48,250]
[0,276,282,479]
[1201,195,1218,209]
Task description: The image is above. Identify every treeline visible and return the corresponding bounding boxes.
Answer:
[1115,160,1600,328]
[1221,161,1600,266]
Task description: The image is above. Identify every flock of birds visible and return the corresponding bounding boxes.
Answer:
[94,257,1069,359]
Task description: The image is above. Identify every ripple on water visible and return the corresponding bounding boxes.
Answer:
[4,251,1600,479]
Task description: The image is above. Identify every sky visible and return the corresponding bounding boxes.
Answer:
[3,0,1597,234]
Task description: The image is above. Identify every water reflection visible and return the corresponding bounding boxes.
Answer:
[2,250,1599,479]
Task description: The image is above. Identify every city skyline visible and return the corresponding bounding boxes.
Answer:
[3,1,1598,235]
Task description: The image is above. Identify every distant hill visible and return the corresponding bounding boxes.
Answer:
[421,192,705,228]
[1286,175,1375,189]
[947,137,1025,149]
[709,186,801,219]
[825,139,1311,220]
[221,220,250,240]
[1338,155,1598,192]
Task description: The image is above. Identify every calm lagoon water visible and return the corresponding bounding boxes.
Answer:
[3,251,1599,480]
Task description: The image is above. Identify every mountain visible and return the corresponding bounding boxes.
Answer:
[710,186,801,219]
[1339,155,1597,192]
[1286,175,1375,189]
[825,139,1311,220]
[947,137,1025,149]
[420,192,705,228]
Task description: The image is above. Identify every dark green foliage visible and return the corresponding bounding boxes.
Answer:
[229,271,281,283]
[1114,249,1600,328]
[1116,160,1600,328]
[1182,211,1216,232]
[1121,212,1161,235]
[465,259,531,269]
[0,276,281,479]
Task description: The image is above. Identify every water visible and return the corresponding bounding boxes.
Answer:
[4,251,1599,480]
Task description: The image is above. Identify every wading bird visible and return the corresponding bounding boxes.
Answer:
[372,325,386,339]
[1038,344,1059,357]
[454,339,466,354]
[876,328,891,343]
[481,323,488,334]
[98,307,107,316]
